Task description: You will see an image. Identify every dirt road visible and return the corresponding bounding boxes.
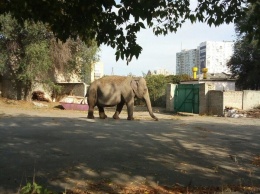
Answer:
[0,99,260,193]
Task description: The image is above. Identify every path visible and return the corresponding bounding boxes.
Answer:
[0,103,260,193]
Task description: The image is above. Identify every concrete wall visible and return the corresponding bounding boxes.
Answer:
[207,91,243,116]
[199,83,215,115]
[181,80,235,91]
[166,84,176,112]
[166,83,260,115]
[202,90,259,115]
[223,91,243,110]
[54,83,88,101]
[208,91,224,115]
[199,83,207,115]
[210,81,235,91]
[0,79,88,101]
[243,90,260,110]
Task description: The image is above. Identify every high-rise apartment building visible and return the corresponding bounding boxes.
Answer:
[176,49,199,76]
[199,41,233,74]
[176,41,233,76]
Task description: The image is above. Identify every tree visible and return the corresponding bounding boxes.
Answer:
[166,74,192,84]
[50,38,99,84]
[228,39,260,90]
[0,0,249,63]
[0,14,52,99]
[227,3,260,90]
[235,1,260,46]
[137,74,192,106]
[0,14,98,100]
[145,74,167,106]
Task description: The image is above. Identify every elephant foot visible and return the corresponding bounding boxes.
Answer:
[99,113,107,119]
[113,114,120,119]
[87,115,95,119]
[127,116,134,120]
[87,110,95,119]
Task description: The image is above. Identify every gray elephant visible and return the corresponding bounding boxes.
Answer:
[86,76,158,121]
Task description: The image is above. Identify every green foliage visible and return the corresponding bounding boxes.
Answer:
[141,74,192,107]
[228,39,260,90]
[145,75,167,107]
[76,40,99,83]
[235,2,260,47]
[0,14,54,99]
[166,74,192,84]
[22,41,51,82]
[21,182,53,194]
[0,13,98,100]
[228,2,260,90]
[139,74,191,107]
[0,0,248,63]
[50,38,99,84]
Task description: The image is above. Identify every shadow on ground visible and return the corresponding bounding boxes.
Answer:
[0,112,260,193]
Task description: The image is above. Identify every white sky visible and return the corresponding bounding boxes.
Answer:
[99,13,236,76]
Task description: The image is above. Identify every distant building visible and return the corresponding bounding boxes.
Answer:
[91,61,104,82]
[155,68,172,75]
[176,49,199,76]
[199,41,233,74]
[147,68,172,76]
[176,41,234,76]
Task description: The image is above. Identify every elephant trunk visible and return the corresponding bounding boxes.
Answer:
[143,92,158,121]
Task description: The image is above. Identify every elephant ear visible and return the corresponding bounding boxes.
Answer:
[131,78,142,98]
[131,79,138,94]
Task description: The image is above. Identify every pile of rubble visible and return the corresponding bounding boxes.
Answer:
[224,106,260,118]
[224,106,246,118]
[32,91,51,102]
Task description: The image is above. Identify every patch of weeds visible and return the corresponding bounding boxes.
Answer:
[20,182,54,194]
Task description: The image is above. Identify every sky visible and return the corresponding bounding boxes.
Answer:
[99,19,237,77]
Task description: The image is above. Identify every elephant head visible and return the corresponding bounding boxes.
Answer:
[131,77,158,121]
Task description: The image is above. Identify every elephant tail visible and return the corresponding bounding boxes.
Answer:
[86,85,97,104]
[86,86,90,97]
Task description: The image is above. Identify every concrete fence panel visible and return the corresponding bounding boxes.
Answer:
[243,90,260,110]
[208,90,224,116]
[223,91,243,110]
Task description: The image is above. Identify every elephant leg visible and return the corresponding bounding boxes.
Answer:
[98,106,107,119]
[87,106,95,119]
[87,89,96,119]
[126,99,134,120]
[113,100,125,119]
[87,108,95,119]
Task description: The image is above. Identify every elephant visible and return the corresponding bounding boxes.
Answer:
[86,76,158,121]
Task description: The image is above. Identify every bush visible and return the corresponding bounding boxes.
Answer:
[145,75,167,107]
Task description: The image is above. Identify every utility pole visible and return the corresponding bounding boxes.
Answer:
[111,67,114,75]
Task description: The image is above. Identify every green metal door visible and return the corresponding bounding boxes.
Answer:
[174,84,199,114]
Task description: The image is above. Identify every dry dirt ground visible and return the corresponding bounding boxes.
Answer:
[0,98,260,194]
[1,98,260,119]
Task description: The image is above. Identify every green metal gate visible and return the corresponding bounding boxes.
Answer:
[174,84,200,114]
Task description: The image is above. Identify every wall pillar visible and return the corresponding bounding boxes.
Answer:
[166,84,176,112]
[199,83,215,115]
